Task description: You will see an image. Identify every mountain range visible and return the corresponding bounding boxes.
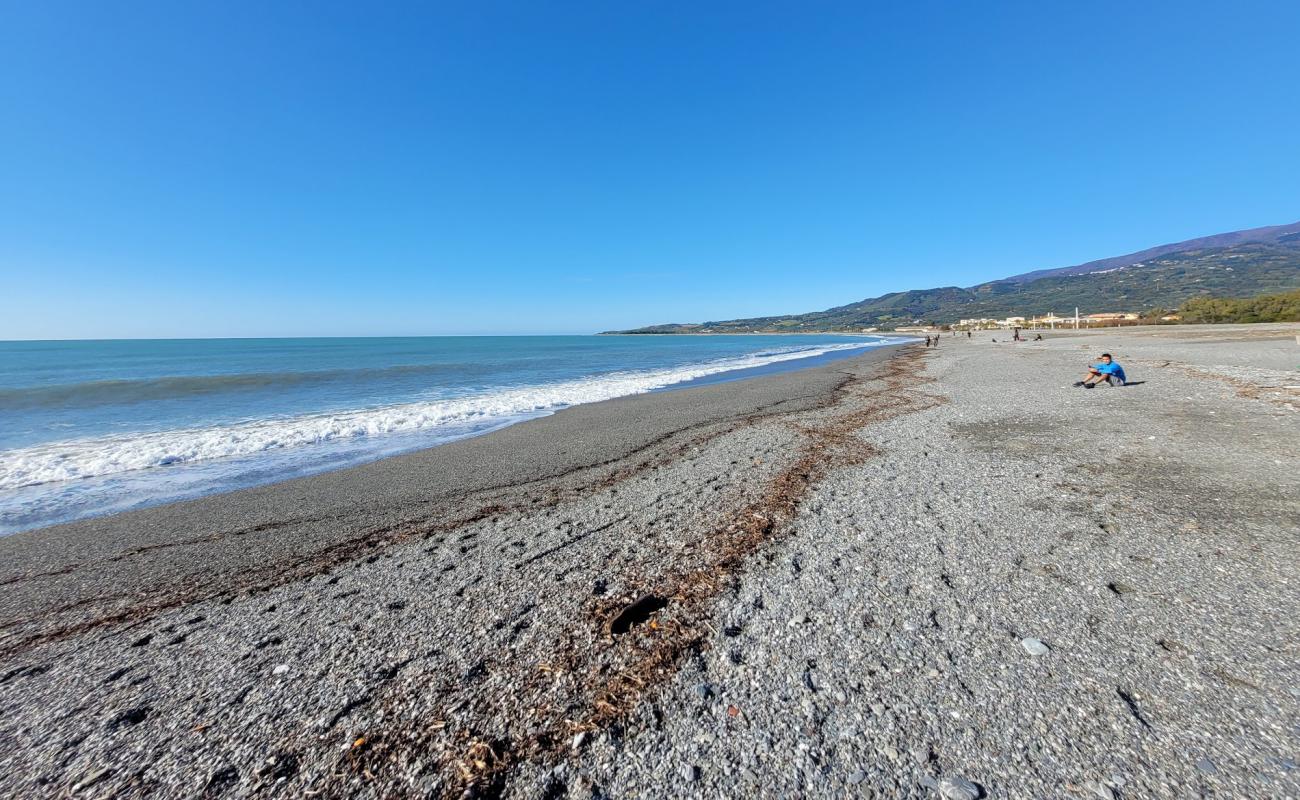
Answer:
[609,221,1300,333]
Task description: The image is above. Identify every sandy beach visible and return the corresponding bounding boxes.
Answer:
[0,324,1296,799]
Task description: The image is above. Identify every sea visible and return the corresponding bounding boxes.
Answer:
[0,334,902,535]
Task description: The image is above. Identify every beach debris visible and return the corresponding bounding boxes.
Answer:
[1196,758,1217,774]
[727,704,740,717]
[273,664,290,676]
[570,731,586,751]
[694,682,715,699]
[802,669,818,692]
[607,594,669,635]
[1021,638,1050,657]
[939,775,982,799]
[680,764,700,782]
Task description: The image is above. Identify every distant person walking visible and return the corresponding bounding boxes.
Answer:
[1013,327,1022,342]
[925,335,931,347]
[966,330,972,338]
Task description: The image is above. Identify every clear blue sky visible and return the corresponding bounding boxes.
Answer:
[2,1,1298,338]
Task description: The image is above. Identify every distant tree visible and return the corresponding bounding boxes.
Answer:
[1177,289,1300,324]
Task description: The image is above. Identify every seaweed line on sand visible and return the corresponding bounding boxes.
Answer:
[333,347,944,798]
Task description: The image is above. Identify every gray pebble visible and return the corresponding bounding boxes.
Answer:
[939,775,982,800]
[1021,638,1050,656]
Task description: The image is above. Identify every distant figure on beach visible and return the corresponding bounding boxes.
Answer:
[1034,333,1043,341]
[1013,327,1022,342]
[932,334,939,347]
[1074,352,1127,388]
[966,330,972,338]
[924,335,931,347]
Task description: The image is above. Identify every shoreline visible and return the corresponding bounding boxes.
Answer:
[1,336,905,536]
[0,345,900,644]
[0,324,1295,798]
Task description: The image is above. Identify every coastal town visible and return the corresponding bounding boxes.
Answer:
[890,309,1180,333]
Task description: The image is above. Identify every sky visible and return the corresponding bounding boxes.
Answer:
[1,1,1298,338]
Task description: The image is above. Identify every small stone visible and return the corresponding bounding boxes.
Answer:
[848,769,866,784]
[911,745,932,764]
[871,703,886,716]
[72,768,112,793]
[939,775,981,799]
[883,745,900,762]
[1089,781,1117,799]
[272,664,290,675]
[695,682,715,699]
[1021,638,1050,656]
[571,732,586,751]
[1196,758,1217,774]
[681,764,700,782]
[788,615,810,627]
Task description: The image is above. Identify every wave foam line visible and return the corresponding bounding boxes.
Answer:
[0,339,900,489]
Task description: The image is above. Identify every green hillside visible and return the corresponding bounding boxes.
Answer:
[610,241,1300,333]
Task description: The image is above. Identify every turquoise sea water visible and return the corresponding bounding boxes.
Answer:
[0,335,900,534]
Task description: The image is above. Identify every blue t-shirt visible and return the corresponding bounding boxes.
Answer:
[1094,361,1126,382]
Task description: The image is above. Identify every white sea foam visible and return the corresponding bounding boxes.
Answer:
[0,339,901,490]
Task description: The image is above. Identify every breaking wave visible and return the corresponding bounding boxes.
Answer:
[0,339,899,490]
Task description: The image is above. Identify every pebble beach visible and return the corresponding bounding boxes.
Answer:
[0,323,1297,799]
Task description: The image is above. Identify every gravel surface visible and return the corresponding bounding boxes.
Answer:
[0,324,1296,799]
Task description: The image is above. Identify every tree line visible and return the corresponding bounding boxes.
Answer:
[1145,289,1300,324]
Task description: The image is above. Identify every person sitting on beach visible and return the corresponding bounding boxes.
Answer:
[1074,353,1127,388]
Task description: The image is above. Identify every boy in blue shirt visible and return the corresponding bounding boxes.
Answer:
[1074,353,1127,388]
